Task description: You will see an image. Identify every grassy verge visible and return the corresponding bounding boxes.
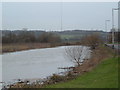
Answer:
[45,57,119,88]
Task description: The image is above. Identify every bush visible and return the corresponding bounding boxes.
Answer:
[81,34,103,49]
[50,74,66,82]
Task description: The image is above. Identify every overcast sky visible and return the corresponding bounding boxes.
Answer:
[2,2,118,31]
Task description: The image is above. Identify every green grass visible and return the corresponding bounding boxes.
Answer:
[60,35,75,39]
[45,57,119,88]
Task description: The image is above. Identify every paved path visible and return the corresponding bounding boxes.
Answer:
[106,44,120,50]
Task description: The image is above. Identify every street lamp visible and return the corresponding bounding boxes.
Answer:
[105,20,110,43]
[112,8,118,45]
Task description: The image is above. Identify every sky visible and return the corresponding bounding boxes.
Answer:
[0,3,2,30]
[1,2,119,31]
[118,1,120,30]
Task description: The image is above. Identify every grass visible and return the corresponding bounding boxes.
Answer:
[45,57,119,88]
[60,35,75,39]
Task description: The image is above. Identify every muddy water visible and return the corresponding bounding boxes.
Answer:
[1,46,91,85]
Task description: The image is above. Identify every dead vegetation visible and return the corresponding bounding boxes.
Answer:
[74,45,114,74]
[2,43,51,53]
[65,46,84,66]
[81,34,103,49]
[1,42,82,54]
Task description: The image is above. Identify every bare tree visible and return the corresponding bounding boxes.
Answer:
[81,34,103,49]
[65,46,84,66]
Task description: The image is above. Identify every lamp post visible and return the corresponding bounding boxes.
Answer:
[105,20,110,43]
[112,8,118,45]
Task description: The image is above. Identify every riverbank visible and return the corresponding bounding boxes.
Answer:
[6,45,117,88]
[2,43,51,54]
[44,46,118,88]
[45,57,118,88]
[1,42,81,54]
[44,47,120,88]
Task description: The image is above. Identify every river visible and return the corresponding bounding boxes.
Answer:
[1,46,91,87]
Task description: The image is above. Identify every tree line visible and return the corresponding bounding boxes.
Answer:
[2,31,61,43]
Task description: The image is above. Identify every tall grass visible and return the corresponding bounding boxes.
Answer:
[2,43,50,53]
